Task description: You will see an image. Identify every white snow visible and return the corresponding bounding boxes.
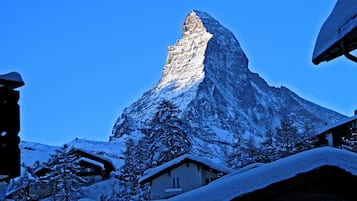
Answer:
[80,178,121,200]
[75,157,105,169]
[20,141,60,166]
[210,126,233,143]
[167,147,357,201]
[165,188,183,193]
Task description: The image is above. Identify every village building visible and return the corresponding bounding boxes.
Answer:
[28,180,56,200]
[68,148,116,182]
[29,147,115,200]
[139,154,233,200]
[310,111,357,148]
[166,147,357,201]
[34,148,115,182]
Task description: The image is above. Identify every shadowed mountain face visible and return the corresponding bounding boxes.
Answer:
[111,10,345,161]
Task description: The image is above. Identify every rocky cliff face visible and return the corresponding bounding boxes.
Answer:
[111,10,345,162]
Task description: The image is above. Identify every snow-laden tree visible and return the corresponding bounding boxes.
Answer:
[294,122,317,152]
[275,115,299,156]
[113,138,149,201]
[259,128,281,162]
[145,100,191,166]
[339,127,357,152]
[118,138,141,200]
[6,165,32,201]
[110,114,135,140]
[227,130,261,169]
[116,100,192,201]
[226,136,244,169]
[42,144,87,201]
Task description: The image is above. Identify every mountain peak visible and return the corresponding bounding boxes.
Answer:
[157,10,248,94]
[182,10,215,37]
[112,10,345,162]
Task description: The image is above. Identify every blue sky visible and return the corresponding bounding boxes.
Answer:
[1,1,356,146]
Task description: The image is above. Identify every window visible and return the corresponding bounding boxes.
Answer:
[172,177,180,188]
[205,178,210,185]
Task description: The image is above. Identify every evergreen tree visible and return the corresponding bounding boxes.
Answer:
[295,122,317,152]
[117,100,192,201]
[302,121,316,138]
[111,114,134,139]
[147,100,191,166]
[339,127,357,152]
[227,130,259,168]
[43,144,87,201]
[117,138,150,201]
[260,128,279,162]
[275,116,299,157]
[227,137,244,168]
[246,133,256,157]
[118,138,140,201]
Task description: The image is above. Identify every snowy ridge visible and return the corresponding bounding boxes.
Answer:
[20,141,60,166]
[67,138,125,169]
[167,147,357,201]
[20,139,125,170]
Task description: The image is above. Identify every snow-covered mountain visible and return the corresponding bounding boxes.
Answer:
[111,10,346,162]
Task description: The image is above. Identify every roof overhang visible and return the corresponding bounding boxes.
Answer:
[312,0,357,65]
[139,154,233,185]
[0,72,24,89]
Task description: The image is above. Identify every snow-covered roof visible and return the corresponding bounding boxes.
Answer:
[312,0,357,64]
[315,114,357,136]
[0,71,25,89]
[167,147,357,201]
[69,147,115,173]
[70,148,113,165]
[75,157,105,169]
[139,154,234,184]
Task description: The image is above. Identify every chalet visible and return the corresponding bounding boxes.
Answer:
[139,154,233,200]
[167,147,357,201]
[34,148,115,183]
[68,148,116,182]
[31,148,115,199]
[28,180,56,200]
[310,111,357,148]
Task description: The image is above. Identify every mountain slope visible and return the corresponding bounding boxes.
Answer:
[111,10,345,163]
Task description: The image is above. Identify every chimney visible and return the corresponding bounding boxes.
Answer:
[355,109,357,116]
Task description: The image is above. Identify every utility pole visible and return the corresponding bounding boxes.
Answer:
[0,72,25,200]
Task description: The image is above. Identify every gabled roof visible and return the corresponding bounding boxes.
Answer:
[167,147,357,201]
[315,114,357,136]
[75,157,105,169]
[139,154,234,184]
[69,148,115,173]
